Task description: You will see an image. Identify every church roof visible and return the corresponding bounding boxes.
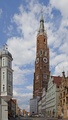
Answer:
[38,12,46,35]
[52,76,62,87]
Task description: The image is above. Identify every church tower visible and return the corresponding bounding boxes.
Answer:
[33,14,50,97]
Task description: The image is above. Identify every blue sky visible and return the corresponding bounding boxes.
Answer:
[0,0,68,111]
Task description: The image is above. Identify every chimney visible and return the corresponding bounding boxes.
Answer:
[62,71,65,78]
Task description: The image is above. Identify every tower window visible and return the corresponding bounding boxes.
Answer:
[37,40,39,43]
[3,58,5,66]
[8,60,11,68]
[3,85,5,92]
[44,39,45,42]
[3,72,5,80]
[8,72,12,82]
[45,51,47,56]
[40,49,43,56]
[36,75,39,80]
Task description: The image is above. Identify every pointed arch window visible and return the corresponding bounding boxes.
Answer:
[40,49,43,56]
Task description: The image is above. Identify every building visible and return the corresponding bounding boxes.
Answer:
[8,99,16,117]
[23,109,27,116]
[0,44,13,120]
[38,97,42,114]
[38,88,46,116]
[45,73,62,117]
[33,13,50,98]
[30,97,40,115]
[41,88,46,116]
[58,71,68,118]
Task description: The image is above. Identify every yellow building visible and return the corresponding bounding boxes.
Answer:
[58,71,68,118]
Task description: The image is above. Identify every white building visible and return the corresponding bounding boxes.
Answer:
[41,88,46,116]
[38,88,46,116]
[0,44,13,120]
[45,74,62,117]
[30,97,40,115]
[38,98,42,114]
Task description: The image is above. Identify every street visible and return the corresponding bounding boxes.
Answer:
[12,116,62,120]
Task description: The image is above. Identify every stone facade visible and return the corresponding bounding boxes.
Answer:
[58,71,68,118]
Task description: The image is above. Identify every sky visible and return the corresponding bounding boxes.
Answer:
[0,0,68,111]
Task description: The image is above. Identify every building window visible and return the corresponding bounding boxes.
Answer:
[8,60,11,68]
[3,72,5,80]
[45,51,47,56]
[37,40,39,43]
[3,58,5,66]
[36,75,39,79]
[8,72,12,82]
[8,85,11,93]
[40,49,43,56]
[3,85,5,92]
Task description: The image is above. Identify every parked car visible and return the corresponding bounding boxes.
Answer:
[39,114,44,117]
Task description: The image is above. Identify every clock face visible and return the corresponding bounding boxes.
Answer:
[36,58,39,64]
[43,57,48,63]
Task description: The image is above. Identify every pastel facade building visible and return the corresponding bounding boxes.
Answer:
[8,99,16,117]
[58,71,68,118]
[45,74,62,117]
[0,44,13,120]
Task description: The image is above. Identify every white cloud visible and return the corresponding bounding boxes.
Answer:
[6,0,68,111]
[7,37,35,66]
[54,61,68,76]
[50,0,68,18]
[26,85,33,91]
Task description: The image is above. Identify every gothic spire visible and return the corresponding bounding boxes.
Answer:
[38,11,45,34]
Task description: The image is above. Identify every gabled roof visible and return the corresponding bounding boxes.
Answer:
[52,76,62,87]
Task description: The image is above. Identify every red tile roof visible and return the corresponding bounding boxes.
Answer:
[52,76,62,87]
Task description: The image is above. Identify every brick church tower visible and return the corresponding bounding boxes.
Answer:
[33,14,50,97]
